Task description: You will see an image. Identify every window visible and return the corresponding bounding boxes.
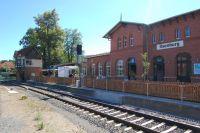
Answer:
[82,67,87,76]
[116,60,124,77]
[185,26,191,38]
[175,28,181,39]
[152,33,156,44]
[129,35,134,46]
[123,36,127,47]
[98,63,103,77]
[159,32,164,42]
[22,59,25,67]
[91,64,95,76]
[117,37,122,49]
[16,59,21,67]
[106,62,111,77]
[26,59,32,66]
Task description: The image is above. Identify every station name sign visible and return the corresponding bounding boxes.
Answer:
[157,40,184,50]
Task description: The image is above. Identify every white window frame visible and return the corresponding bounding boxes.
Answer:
[123,36,127,47]
[117,37,122,49]
[159,32,164,42]
[106,62,111,77]
[98,63,103,77]
[82,67,87,76]
[176,28,181,39]
[129,35,134,46]
[116,60,124,77]
[152,33,156,44]
[92,64,95,76]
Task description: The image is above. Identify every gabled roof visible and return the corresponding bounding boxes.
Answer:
[14,46,41,59]
[103,21,146,39]
[103,9,200,39]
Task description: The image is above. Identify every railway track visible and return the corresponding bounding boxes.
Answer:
[6,81,200,133]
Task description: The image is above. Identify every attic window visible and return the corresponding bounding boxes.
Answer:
[117,37,122,49]
[123,36,127,47]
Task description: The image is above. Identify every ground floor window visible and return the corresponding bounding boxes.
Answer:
[82,67,87,76]
[91,64,95,76]
[98,63,103,77]
[128,58,136,80]
[106,62,111,77]
[177,53,191,82]
[153,56,165,81]
[116,60,124,77]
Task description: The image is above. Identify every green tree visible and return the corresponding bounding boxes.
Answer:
[141,52,150,81]
[20,9,66,68]
[64,29,82,63]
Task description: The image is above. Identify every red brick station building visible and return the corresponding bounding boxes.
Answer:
[83,9,200,82]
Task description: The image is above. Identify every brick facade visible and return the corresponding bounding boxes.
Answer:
[85,9,200,82]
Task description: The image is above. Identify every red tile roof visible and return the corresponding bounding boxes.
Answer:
[0,61,15,69]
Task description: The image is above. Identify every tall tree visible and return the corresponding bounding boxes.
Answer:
[19,9,65,68]
[64,29,82,63]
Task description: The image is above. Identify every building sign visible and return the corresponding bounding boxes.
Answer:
[194,63,200,75]
[157,40,184,50]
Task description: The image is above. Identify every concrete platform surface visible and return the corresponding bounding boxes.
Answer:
[29,81,200,121]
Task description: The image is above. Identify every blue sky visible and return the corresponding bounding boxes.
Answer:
[0,0,200,60]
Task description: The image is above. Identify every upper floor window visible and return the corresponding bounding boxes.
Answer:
[152,33,156,44]
[98,63,103,77]
[106,62,111,77]
[116,60,124,77]
[117,37,122,49]
[129,35,134,46]
[16,59,21,67]
[175,28,181,39]
[91,64,95,76]
[26,59,32,66]
[159,32,164,42]
[123,36,127,47]
[185,26,191,38]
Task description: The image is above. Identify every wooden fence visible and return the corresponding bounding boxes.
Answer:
[82,77,200,103]
[30,76,200,103]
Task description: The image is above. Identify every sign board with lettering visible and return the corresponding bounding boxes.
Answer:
[157,40,184,50]
[194,63,200,75]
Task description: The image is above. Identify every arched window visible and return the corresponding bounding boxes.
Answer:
[98,63,103,77]
[91,64,95,76]
[106,62,111,77]
[128,58,136,80]
[185,26,191,38]
[116,60,124,77]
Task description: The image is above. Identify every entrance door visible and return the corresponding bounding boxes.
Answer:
[153,56,165,81]
[128,58,136,80]
[177,53,191,82]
